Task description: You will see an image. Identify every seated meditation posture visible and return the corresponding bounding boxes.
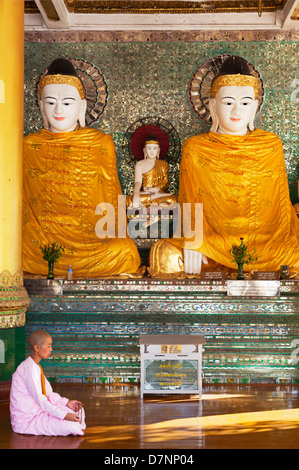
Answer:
[23,58,141,278]
[127,135,177,208]
[10,330,86,436]
[149,55,299,276]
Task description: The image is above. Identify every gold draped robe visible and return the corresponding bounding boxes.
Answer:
[127,159,177,207]
[23,127,142,277]
[149,130,299,276]
[142,159,169,192]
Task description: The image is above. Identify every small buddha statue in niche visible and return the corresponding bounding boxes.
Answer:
[127,135,177,209]
[148,55,299,277]
[23,58,142,278]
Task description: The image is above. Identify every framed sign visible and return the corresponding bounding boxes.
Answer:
[139,334,205,398]
[143,359,199,393]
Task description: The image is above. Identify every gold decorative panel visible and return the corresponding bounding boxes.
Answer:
[25,0,286,15]
[64,0,286,14]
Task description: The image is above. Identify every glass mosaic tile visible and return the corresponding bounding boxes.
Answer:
[24,279,299,384]
[24,38,299,202]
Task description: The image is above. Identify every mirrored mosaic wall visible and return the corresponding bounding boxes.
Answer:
[24,279,299,385]
[24,32,298,202]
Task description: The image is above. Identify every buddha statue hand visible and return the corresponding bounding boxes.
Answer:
[183,249,208,274]
[132,195,141,208]
[143,186,160,194]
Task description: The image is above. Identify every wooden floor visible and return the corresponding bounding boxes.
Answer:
[1,384,299,450]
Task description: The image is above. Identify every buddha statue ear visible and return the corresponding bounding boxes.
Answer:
[38,100,50,130]
[248,99,258,131]
[208,98,218,132]
[79,99,87,128]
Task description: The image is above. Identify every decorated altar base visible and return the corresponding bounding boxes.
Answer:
[24,278,299,385]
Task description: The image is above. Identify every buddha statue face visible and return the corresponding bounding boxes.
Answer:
[143,143,160,160]
[209,85,258,135]
[39,83,87,133]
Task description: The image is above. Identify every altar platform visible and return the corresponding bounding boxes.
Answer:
[24,277,299,386]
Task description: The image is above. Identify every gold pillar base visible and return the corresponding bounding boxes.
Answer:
[0,270,30,329]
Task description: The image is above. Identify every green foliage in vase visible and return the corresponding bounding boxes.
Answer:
[39,241,65,263]
[229,237,257,266]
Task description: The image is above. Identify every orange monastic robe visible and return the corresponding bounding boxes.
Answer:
[142,159,170,192]
[149,130,299,275]
[23,127,141,277]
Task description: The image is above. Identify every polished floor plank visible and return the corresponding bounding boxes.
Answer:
[1,384,299,449]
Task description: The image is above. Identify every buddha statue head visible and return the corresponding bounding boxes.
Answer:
[209,55,259,135]
[143,135,160,160]
[38,58,87,133]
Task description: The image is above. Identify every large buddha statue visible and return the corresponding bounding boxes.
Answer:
[149,55,299,277]
[127,134,177,209]
[23,58,142,277]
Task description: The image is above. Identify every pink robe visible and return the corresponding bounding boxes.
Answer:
[10,356,86,436]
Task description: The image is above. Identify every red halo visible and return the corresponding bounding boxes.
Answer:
[130,124,170,160]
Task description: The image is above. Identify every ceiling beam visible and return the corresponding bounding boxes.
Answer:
[281,0,299,28]
[59,11,283,30]
[24,0,298,30]
[34,0,74,28]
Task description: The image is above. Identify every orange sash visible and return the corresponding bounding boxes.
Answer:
[39,364,47,397]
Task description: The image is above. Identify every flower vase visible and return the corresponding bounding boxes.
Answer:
[47,261,54,280]
[237,263,245,280]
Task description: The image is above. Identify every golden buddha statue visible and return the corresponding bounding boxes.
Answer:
[23,58,142,278]
[149,55,299,277]
[126,135,177,209]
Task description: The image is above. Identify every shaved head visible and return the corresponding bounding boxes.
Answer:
[28,330,51,350]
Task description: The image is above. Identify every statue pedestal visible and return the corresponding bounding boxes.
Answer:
[23,277,299,386]
[127,206,176,242]
[227,280,280,297]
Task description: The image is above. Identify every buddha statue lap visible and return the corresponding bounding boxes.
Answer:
[148,55,299,277]
[23,58,142,278]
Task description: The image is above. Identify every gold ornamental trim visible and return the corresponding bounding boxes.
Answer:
[25,0,287,15]
[25,1,40,14]
[63,0,286,14]
[0,287,31,310]
[210,74,260,98]
[0,310,26,329]
[0,270,30,322]
[39,74,85,99]
[144,139,160,146]
[0,270,24,287]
